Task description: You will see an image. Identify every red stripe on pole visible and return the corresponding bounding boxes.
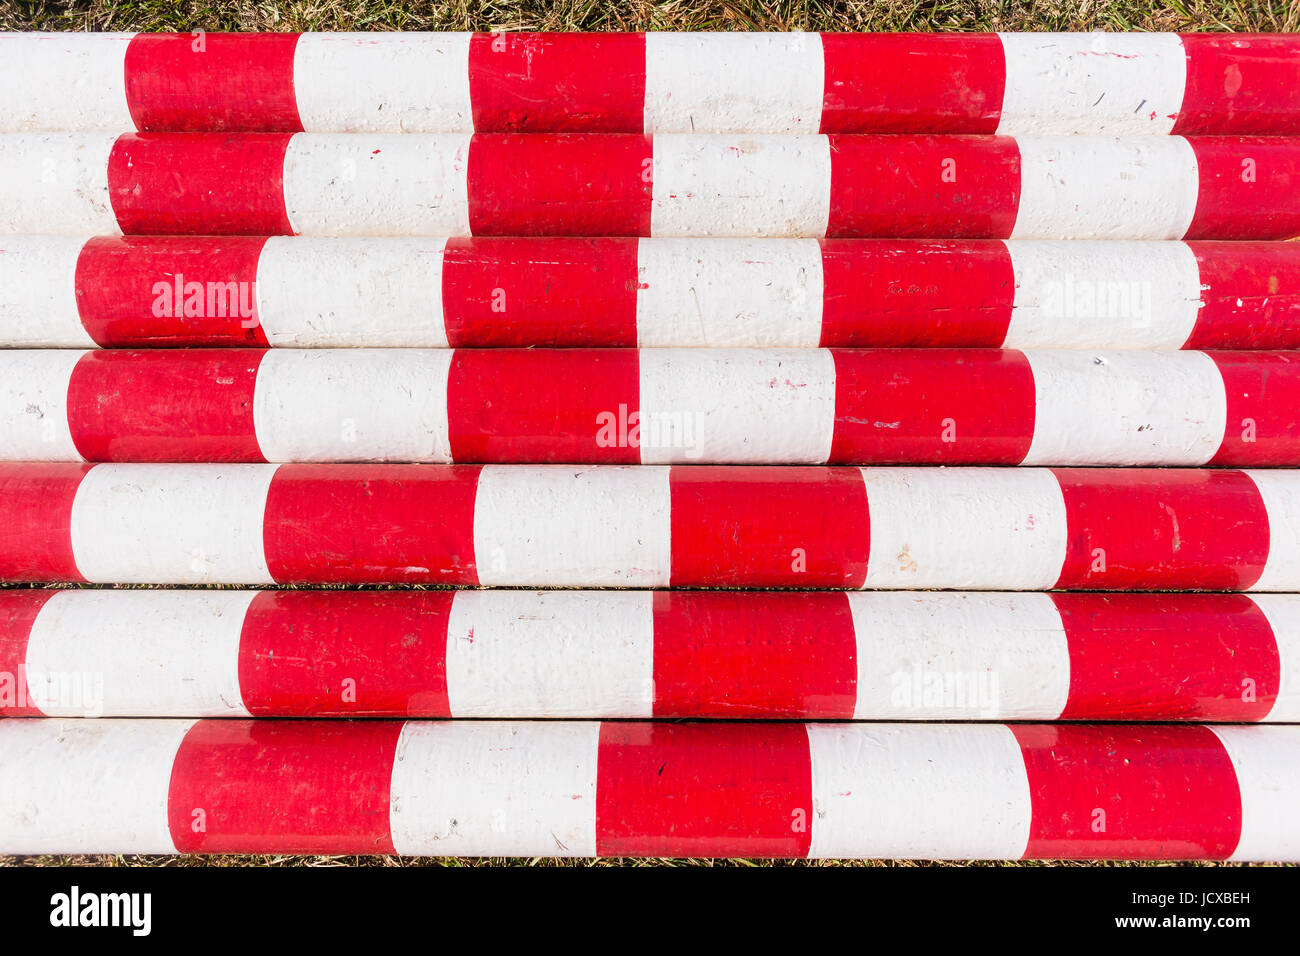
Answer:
[596,722,813,858]
[818,239,1014,347]
[829,348,1034,463]
[467,134,653,236]
[1014,724,1242,860]
[0,591,57,716]
[74,236,269,347]
[441,237,639,347]
[1176,35,1300,135]
[67,349,266,463]
[262,464,481,585]
[1209,351,1300,465]
[107,133,295,235]
[669,466,870,588]
[1184,137,1300,240]
[1052,593,1279,721]
[469,32,646,133]
[1186,242,1300,349]
[124,33,304,133]
[1052,468,1269,591]
[446,349,640,463]
[238,590,452,717]
[820,33,1004,135]
[0,464,91,583]
[651,591,858,719]
[826,134,1021,238]
[167,719,401,854]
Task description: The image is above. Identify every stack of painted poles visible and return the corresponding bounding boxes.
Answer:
[2,31,1300,862]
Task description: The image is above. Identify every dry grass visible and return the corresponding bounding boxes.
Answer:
[1,0,1297,867]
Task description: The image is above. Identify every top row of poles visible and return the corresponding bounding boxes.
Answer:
[4,31,1300,135]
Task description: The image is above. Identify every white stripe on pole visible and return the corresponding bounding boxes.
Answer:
[1001,239,1202,349]
[846,591,1071,720]
[388,720,601,857]
[805,723,1033,859]
[634,237,825,348]
[281,133,473,236]
[637,348,837,463]
[253,348,454,462]
[292,32,474,134]
[649,134,833,237]
[860,467,1069,590]
[0,33,134,134]
[0,718,191,854]
[996,33,1187,136]
[0,349,82,459]
[255,236,450,347]
[472,464,673,588]
[1212,725,1300,863]
[1011,136,1200,240]
[445,590,656,718]
[643,32,826,134]
[24,589,255,718]
[1021,350,1228,466]
[0,133,121,235]
[0,235,96,347]
[1248,594,1300,722]
[68,463,277,584]
[1245,471,1300,593]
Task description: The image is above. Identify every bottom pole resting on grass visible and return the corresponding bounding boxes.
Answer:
[0,719,1294,859]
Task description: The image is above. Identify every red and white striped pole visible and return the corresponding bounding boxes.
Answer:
[0,717,1294,859]
[7,236,1299,350]
[4,32,1298,136]
[3,348,1298,466]
[1,588,1296,721]
[0,462,1296,590]
[4,133,1297,239]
